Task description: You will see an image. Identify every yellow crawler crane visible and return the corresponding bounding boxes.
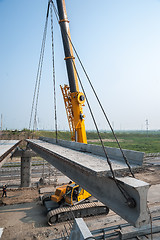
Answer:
[42,182,92,216]
[43,180,108,225]
[42,0,109,225]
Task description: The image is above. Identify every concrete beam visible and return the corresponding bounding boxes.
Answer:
[26,139,150,228]
[39,137,144,166]
[0,228,3,239]
[0,140,21,168]
[11,148,37,158]
[69,218,93,240]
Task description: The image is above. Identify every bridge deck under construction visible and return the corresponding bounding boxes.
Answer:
[26,138,150,228]
[0,140,21,168]
[28,140,136,175]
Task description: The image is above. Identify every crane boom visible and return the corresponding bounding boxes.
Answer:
[56,0,87,143]
[56,0,78,93]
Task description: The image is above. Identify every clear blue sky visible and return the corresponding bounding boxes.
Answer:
[0,0,160,131]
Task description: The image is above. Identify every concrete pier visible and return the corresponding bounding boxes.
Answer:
[12,149,36,188]
[21,153,31,187]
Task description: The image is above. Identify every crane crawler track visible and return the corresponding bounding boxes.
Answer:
[47,202,109,225]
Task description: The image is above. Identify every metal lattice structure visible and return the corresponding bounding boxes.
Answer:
[60,85,75,141]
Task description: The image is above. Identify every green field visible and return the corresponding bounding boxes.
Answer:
[36,130,160,154]
[1,129,160,154]
[87,131,160,153]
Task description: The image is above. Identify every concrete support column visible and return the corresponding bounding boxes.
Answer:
[21,153,31,187]
[12,148,37,188]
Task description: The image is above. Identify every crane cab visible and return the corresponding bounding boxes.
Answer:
[65,182,91,206]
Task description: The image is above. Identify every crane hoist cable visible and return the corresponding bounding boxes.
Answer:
[29,2,50,130]
[51,3,153,235]
[50,4,58,142]
[30,3,153,234]
[29,0,136,207]
[68,53,135,205]
[71,46,135,177]
[29,1,58,135]
[50,0,134,178]
[50,1,136,206]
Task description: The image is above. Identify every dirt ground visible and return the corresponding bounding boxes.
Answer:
[0,160,160,240]
[0,185,65,240]
[0,188,40,205]
[1,164,160,206]
[134,165,160,185]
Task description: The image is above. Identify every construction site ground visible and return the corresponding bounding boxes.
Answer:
[0,156,160,240]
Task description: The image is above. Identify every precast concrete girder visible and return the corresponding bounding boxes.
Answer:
[69,218,94,240]
[0,140,21,168]
[26,139,150,228]
[11,148,37,158]
[39,137,144,166]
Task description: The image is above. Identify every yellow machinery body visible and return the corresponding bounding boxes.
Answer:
[60,85,87,143]
[51,184,68,203]
[50,182,91,206]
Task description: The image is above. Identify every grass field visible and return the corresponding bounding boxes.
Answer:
[35,130,160,154]
[1,129,160,153]
[87,131,160,153]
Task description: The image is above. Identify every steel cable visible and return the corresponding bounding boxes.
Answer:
[50,0,134,178]
[50,5,58,142]
[29,2,50,130]
[50,1,135,201]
